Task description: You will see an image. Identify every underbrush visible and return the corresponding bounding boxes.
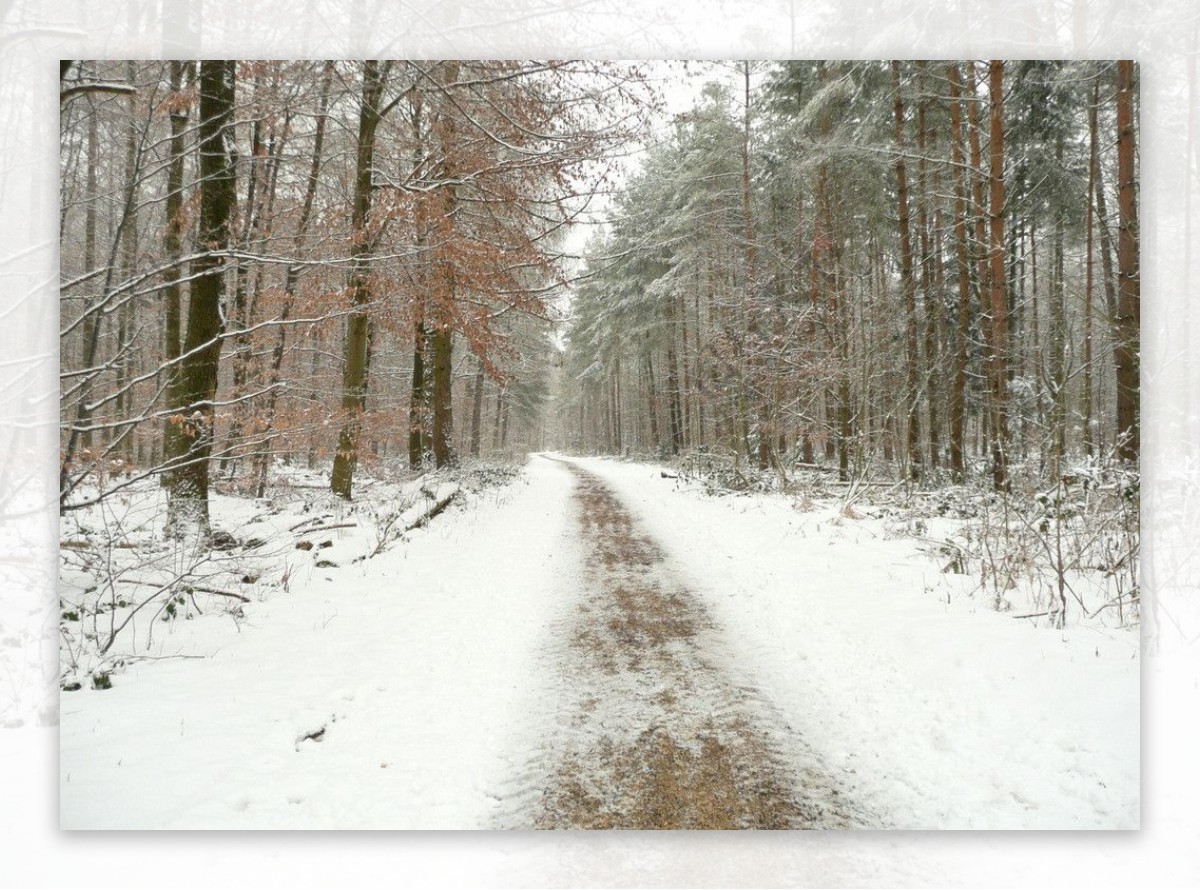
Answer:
[59,458,526,690]
[909,466,1140,630]
[659,447,1139,631]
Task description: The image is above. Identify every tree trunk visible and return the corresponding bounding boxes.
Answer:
[331,60,387,499]
[665,298,684,455]
[161,60,188,484]
[430,325,455,467]
[114,59,139,466]
[493,387,505,450]
[947,63,971,479]
[738,61,769,470]
[429,61,463,470]
[81,93,100,455]
[469,357,485,457]
[409,318,430,468]
[1083,77,1099,458]
[1114,60,1140,463]
[1048,136,1068,475]
[407,87,432,470]
[986,60,1011,491]
[891,61,922,481]
[916,62,940,470]
[166,59,236,535]
[645,349,660,449]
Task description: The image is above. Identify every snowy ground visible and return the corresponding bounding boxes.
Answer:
[567,456,1139,830]
[61,461,582,828]
[59,454,1138,829]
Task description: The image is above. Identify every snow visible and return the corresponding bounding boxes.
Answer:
[59,454,1138,829]
[60,460,583,828]
[564,455,1140,830]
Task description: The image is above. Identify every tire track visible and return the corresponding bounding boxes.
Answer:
[497,459,855,830]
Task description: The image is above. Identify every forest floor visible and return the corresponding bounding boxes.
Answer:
[59,454,1138,829]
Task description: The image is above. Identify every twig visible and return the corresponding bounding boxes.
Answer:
[289,514,334,531]
[118,578,250,603]
[297,522,357,535]
[61,539,140,550]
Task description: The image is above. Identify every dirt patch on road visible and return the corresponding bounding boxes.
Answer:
[539,720,825,830]
[524,463,852,830]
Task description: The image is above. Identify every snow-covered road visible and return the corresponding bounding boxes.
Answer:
[499,459,856,829]
[60,454,1138,829]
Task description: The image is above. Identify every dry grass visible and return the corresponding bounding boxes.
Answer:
[528,464,849,830]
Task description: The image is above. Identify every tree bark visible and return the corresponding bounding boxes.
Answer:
[81,90,100,455]
[1083,77,1099,458]
[430,325,456,467]
[166,59,236,534]
[469,357,485,457]
[986,60,1011,491]
[429,60,462,470]
[891,61,922,481]
[916,62,940,470]
[1114,59,1140,463]
[947,63,971,479]
[331,60,387,499]
[407,88,432,470]
[161,60,189,483]
[409,319,431,468]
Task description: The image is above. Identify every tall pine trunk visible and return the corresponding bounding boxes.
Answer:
[947,63,971,479]
[986,60,1011,491]
[1083,78,1099,458]
[891,61,922,481]
[1050,136,1068,475]
[916,62,940,470]
[1114,60,1140,463]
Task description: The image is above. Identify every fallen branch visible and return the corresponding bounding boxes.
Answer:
[61,539,140,550]
[118,578,250,603]
[60,81,137,102]
[297,522,358,535]
[404,491,459,532]
[289,514,334,532]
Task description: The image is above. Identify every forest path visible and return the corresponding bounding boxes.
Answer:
[496,457,852,829]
